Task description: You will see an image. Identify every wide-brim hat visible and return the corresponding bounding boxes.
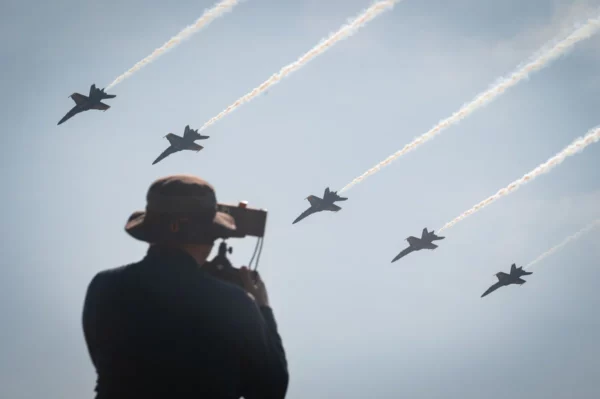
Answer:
[125,174,237,244]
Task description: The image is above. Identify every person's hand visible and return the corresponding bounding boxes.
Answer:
[240,267,269,307]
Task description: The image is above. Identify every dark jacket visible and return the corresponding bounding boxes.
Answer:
[82,246,288,399]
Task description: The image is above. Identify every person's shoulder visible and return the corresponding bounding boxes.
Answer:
[86,262,137,293]
[96,263,130,277]
[91,263,131,281]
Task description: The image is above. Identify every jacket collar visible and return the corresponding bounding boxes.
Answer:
[144,245,200,271]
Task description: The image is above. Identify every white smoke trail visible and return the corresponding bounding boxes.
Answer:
[525,218,600,269]
[438,126,600,233]
[197,0,403,132]
[105,0,241,90]
[338,13,600,194]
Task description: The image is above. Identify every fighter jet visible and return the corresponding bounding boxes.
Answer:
[152,125,209,165]
[391,228,445,262]
[481,264,533,298]
[57,84,116,125]
[292,187,348,224]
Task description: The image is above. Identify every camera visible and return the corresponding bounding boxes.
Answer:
[217,201,267,238]
[202,240,257,288]
[203,201,266,288]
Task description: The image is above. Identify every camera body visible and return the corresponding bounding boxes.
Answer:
[203,241,257,288]
[217,201,267,238]
[203,201,265,288]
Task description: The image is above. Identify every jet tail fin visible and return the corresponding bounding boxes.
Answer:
[89,84,116,99]
[184,125,208,141]
[326,187,347,202]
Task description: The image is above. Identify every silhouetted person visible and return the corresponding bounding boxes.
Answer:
[82,175,288,399]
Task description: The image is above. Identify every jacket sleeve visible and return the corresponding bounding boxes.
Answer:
[82,271,121,372]
[238,298,289,399]
[82,273,103,369]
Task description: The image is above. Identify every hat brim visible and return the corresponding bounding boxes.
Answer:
[124,208,237,244]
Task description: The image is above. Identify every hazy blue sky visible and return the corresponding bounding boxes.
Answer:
[2,0,600,398]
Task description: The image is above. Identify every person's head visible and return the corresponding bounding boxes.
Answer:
[124,175,238,265]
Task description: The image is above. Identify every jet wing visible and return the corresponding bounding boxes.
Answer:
[406,236,420,246]
[292,207,317,224]
[70,93,88,106]
[481,282,503,298]
[422,242,438,250]
[186,142,204,151]
[325,203,342,212]
[496,272,509,280]
[306,195,322,207]
[90,102,110,111]
[391,247,413,263]
[152,145,181,165]
[57,106,81,125]
[515,277,526,284]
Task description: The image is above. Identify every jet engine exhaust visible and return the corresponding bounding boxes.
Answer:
[525,218,600,269]
[196,0,403,133]
[438,126,600,233]
[338,13,600,194]
[105,0,241,90]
